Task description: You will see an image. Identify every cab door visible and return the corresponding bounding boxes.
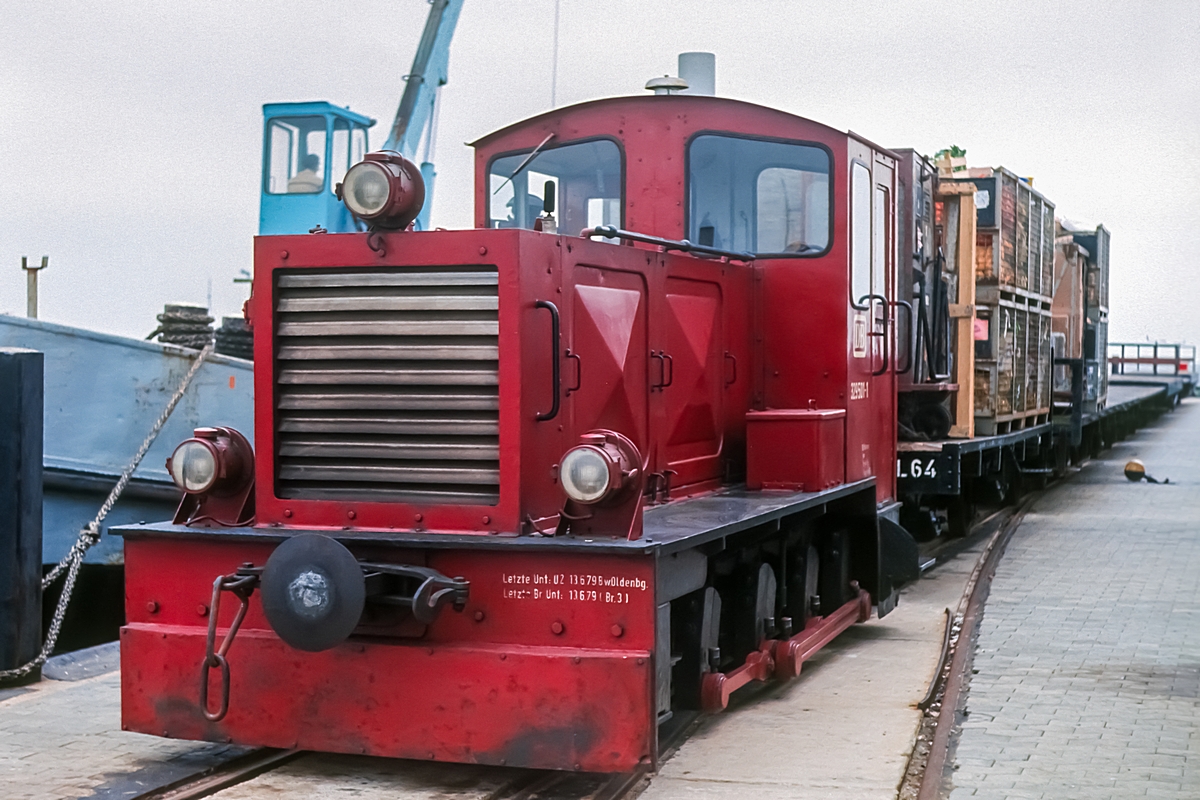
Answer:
[845,142,898,502]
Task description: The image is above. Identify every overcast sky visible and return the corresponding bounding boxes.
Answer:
[2,0,1197,347]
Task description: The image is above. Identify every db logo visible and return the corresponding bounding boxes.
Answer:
[852,312,868,358]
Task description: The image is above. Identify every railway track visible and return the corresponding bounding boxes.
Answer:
[131,711,698,800]
[900,496,1039,800]
[131,506,1031,800]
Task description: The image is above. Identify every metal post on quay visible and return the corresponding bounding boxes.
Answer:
[21,256,48,319]
[0,348,43,686]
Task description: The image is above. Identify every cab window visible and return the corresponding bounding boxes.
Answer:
[488,139,622,233]
[850,162,871,305]
[266,116,327,195]
[688,134,830,255]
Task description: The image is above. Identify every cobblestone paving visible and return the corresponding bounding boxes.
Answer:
[0,669,243,800]
[951,399,1200,799]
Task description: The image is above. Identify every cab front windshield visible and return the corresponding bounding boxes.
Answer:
[488,139,622,234]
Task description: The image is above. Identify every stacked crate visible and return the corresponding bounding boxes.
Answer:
[948,167,1054,435]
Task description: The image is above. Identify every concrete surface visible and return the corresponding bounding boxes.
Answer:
[950,399,1200,799]
[0,669,245,800]
[637,541,983,800]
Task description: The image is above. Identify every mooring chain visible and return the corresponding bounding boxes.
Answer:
[0,343,214,681]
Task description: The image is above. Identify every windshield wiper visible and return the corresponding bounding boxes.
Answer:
[492,133,556,195]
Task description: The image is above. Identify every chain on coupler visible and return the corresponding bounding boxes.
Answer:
[199,563,261,721]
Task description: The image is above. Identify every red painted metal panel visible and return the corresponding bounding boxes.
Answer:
[123,536,657,771]
[125,539,657,650]
[121,626,653,772]
[661,276,724,487]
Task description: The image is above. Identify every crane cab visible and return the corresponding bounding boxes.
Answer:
[259,102,375,235]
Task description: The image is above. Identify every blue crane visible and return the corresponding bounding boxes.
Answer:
[258,0,464,235]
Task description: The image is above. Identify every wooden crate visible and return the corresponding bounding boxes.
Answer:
[972,290,1053,435]
[948,167,1054,434]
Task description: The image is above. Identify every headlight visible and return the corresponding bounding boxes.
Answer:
[166,427,254,496]
[336,151,426,230]
[560,445,615,504]
[342,162,392,217]
[168,439,218,494]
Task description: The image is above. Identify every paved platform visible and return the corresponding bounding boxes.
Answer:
[637,541,983,800]
[0,667,246,800]
[950,398,1200,799]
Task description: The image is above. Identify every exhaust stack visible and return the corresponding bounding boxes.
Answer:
[678,52,715,96]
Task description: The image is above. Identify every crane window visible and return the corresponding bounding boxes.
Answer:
[688,134,830,255]
[266,116,327,195]
[488,139,622,233]
[330,123,369,190]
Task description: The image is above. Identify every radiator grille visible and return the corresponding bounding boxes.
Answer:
[273,267,500,504]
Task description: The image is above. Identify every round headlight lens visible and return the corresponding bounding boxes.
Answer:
[169,440,218,494]
[342,162,392,217]
[560,446,613,504]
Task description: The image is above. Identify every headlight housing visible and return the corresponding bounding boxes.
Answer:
[558,431,642,507]
[166,427,254,496]
[336,151,426,230]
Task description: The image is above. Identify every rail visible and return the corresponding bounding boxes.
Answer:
[1109,342,1197,376]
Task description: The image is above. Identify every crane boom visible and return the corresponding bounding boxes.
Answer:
[384,0,464,159]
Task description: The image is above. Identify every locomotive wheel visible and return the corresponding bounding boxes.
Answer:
[818,532,852,615]
[803,545,820,621]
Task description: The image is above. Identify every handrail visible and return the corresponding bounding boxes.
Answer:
[894,300,914,375]
[858,294,891,376]
[580,225,754,263]
[533,300,560,421]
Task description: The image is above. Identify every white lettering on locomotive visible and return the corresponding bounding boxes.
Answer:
[501,572,647,603]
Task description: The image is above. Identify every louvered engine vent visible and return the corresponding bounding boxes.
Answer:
[273,267,499,505]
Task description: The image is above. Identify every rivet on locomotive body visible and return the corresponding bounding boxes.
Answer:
[573,656,581,664]
[283,509,292,518]
[280,250,289,259]
[347,510,356,520]
[415,513,423,522]
[499,653,507,661]
[482,515,491,524]
[478,246,487,256]
[611,624,624,638]
[637,658,646,665]
[551,621,565,635]
[197,604,208,617]
[474,610,485,622]
[146,601,159,614]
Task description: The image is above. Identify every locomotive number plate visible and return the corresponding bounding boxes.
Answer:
[501,571,649,605]
[896,451,959,495]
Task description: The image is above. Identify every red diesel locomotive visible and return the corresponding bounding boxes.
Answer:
[119,92,922,772]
